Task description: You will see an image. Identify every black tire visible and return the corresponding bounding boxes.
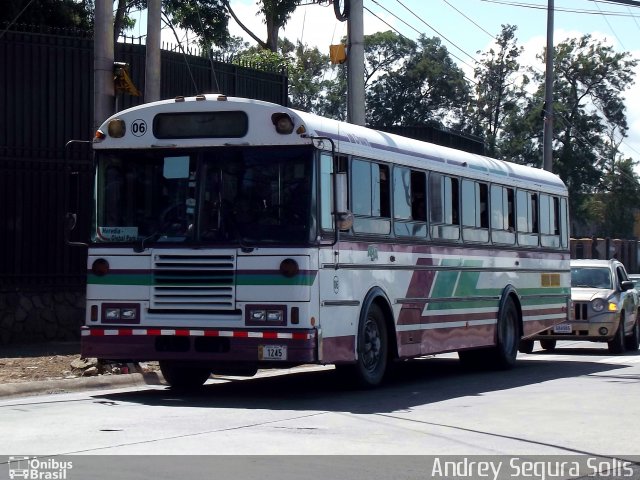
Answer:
[540,339,556,351]
[518,339,534,354]
[459,296,519,370]
[490,296,520,369]
[608,318,627,354]
[159,361,211,390]
[353,303,388,387]
[624,319,640,351]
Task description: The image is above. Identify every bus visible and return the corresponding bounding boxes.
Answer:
[76,94,570,389]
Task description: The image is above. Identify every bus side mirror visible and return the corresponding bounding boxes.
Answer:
[65,171,87,247]
[335,172,353,231]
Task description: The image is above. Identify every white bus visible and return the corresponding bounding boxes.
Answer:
[77,94,570,388]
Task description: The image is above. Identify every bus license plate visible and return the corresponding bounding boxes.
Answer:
[553,323,572,333]
[259,345,287,361]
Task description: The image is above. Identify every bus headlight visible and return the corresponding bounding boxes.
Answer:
[108,119,126,138]
[91,258,110,276]
[247,305,286,324]
[279,258,299,278]
[271,113,294,134]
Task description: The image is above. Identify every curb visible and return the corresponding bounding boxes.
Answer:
[0,372,164,400]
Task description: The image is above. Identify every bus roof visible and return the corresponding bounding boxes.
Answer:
[94,94,567,193]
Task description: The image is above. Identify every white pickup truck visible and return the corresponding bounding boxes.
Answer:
[521,258,640,354]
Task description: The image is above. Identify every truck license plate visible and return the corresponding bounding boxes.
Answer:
[553,323,572,333]
[259,344,287,361]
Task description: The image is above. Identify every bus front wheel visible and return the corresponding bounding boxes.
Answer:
[352,303,388,387]
[159,361,211,390]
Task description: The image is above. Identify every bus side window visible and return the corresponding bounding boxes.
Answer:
[351,158,391,235]
[461,179,489,243]
[320,154,334,231]
[429,172,459,241]
[393,167,426,237]
[320,154,349,232]
[490,184,516,245]
[540,194,560,248]
[516,189,539,247]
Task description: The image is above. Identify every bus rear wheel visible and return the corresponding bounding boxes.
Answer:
[460,296,519,370]
[159,361,211,390]
[490,296,519,369]
[353,303,388,387]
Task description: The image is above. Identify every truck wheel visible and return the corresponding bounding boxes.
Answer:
[518,339,534,354]
[159,361,211,390]
[540,339,556,351]
[624,319,640,351]
[608,319,626,354]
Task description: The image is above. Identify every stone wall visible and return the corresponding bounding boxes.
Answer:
[0,289,85,345]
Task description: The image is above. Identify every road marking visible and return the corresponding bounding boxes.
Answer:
[596,355,640,364]
[521,353,640,365]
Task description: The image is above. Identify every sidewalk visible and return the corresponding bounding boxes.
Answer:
[0,341,163,399]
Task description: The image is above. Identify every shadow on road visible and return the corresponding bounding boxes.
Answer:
[95,353,633,414]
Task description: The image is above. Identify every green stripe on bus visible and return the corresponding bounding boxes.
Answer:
[88,273,316,287]
[235,274,316,286]
[88,274,152,285]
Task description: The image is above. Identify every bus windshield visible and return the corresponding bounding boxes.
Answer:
[93,146,315,246]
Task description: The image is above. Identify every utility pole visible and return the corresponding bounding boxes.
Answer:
[543,0,554,172]
[145,0,162,103]
[347,0,365,126]
[94,0,114,129]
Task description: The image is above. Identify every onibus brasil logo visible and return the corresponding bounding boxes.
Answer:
[8,457,72,480]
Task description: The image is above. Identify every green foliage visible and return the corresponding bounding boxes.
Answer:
[366,34,470,127]
[599,158,640,238]
[467,24,523,157]
[496,34,639,237]
[163,0,229,48]
[233,46,293,73]
[0,0,93,30]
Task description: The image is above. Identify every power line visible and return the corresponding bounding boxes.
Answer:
[442,0,496,39]
[367,0,477,71]
[394,0,478,63]
[592,0,627,49]
[481,0,640,16]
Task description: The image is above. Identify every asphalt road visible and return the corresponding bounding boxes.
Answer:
[1,341,639,479]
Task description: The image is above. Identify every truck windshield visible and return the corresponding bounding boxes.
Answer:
[93,146,316,246]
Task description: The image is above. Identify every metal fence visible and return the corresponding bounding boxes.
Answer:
[0,27,288,291]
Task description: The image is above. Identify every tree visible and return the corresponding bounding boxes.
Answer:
[499,34,638,226]
[598,157,640,238]
[163,0,229,48]
[1,0,93,30]
[224,0,299,52]
[468,24,523,157]
[366,35,470,128]
[284,40,332,113]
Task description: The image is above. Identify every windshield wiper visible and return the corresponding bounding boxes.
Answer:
[134,231,161,253]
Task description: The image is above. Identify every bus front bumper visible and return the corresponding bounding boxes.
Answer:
[80,326,318,364]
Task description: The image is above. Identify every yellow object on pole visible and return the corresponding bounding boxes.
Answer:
[113,62,141,96]
[329,44,347,64]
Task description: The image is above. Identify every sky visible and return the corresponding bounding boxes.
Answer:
[131,0,640,161]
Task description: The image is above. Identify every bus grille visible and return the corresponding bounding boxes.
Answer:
[151,253,236,311]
